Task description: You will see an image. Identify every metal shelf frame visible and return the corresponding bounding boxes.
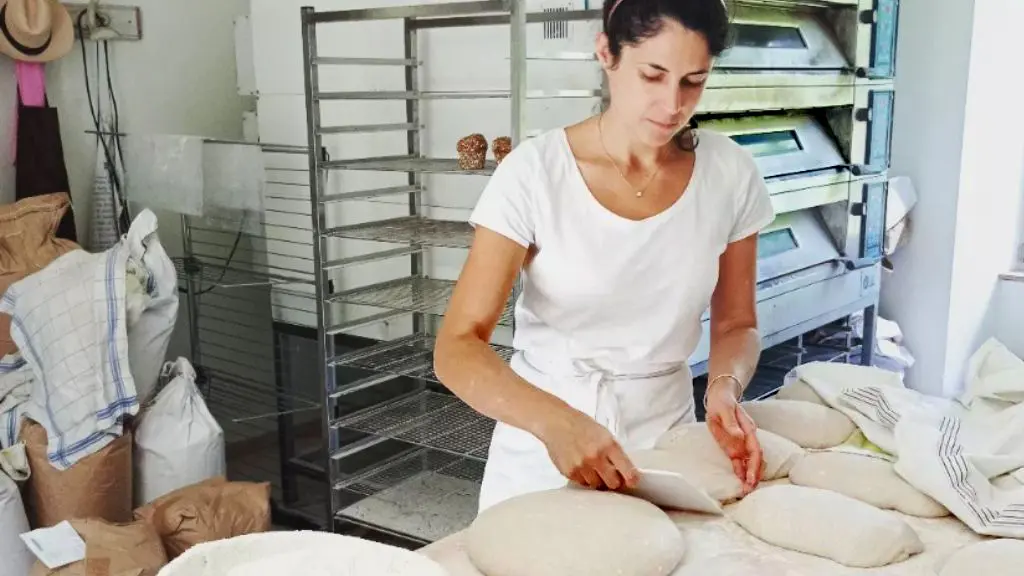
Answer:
[300,0,534,542]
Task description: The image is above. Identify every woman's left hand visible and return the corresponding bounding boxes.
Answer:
[704,378,764,494]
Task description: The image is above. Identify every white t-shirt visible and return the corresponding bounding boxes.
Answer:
[469,127,774,367]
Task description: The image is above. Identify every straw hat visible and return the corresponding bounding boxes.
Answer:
[0,0,73,63]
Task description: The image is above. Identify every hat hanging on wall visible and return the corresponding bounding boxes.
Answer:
[0,0,73,63]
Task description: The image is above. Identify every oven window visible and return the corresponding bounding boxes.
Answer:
[758,228,798,259]
[731,130,803,158]
[733,24,807,49]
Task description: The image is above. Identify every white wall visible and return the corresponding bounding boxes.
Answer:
[0,0,249,249]
[879,0,974,396]
[994,276,1024,358]
[943,0,1024,394]
[882,0,1024,396]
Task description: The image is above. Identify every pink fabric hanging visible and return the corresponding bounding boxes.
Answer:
[11,61,48,162]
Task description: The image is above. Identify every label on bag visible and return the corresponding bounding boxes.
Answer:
[20,520,87,569]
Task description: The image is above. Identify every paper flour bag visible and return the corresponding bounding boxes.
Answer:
[1,466,33,576]
[134,358,225,507]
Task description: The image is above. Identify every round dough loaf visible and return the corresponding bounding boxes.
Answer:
[773,380,827,405]
[654,423,805,485]
[939,538,1024,575]
[741,399,855,449]
[466,488,685,576]
[160,531,447,576]
[730,485,924,568]
[789,451,949,518]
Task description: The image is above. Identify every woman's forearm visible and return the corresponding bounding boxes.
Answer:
[435,333,570,440]
[707,326,762,396]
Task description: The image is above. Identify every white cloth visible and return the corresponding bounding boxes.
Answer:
[471,128,774,512]
[0,355,32,446]
[0,210,168,469]
[791,339,1024,539]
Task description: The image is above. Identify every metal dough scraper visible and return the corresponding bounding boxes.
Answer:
[625,468,724,515]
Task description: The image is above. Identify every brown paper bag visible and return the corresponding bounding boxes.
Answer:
[21,420,133,528]
[29,519,167,576]
[0,193,81,357]
[134,476,271,559]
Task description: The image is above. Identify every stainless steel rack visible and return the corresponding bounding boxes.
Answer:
[300,0,535,545]
[298,0,894,546]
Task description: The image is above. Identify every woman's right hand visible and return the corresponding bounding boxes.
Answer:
[536,406,639,491]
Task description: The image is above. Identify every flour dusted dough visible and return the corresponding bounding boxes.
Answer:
[742,399,855,449]
[730,485,924,568]
[939,538,1024,575]
[654,423,805,487]
[789,451,949,518]
[159,531,448,576]
[774,380,827,405]
[466,488,684,576]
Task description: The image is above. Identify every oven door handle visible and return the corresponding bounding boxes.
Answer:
[839,256,881,271]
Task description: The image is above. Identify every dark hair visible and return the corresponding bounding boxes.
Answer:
[602,0,730,150]
[603,0,731,61]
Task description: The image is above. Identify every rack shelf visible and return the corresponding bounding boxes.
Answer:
[322,156,497,175]
[327,277,514,326]
[332,390,494,460]
[173,256,314,289]
[334,448,485,544]
[325,217,474,249]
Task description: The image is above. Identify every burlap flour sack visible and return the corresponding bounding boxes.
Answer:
[21,420,133,528]
[0,193,80,357]
[134,477,271,559]
[28,519,167,576]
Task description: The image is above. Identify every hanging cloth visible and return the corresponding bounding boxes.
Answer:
[14,61,77,242]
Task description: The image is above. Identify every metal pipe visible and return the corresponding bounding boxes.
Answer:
[300,5,336,532]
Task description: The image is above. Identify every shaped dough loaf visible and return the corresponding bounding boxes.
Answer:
[654,423,805,493]
[939,539,1024,575]
[730,485,924,568]
[789,451,949,518]
[774,380,827,405]
[466,488,685,576]
[741,399,856,449]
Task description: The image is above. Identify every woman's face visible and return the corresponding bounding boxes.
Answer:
[597,18,713,147]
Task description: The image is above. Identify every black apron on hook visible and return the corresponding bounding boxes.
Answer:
[15,89,78,242]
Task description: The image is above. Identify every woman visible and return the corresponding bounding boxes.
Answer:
[435,0,774,513]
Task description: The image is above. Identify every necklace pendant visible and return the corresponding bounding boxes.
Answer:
[636,190,643,198]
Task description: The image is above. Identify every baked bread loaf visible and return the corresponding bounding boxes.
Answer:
[457,133,488,170]
[492,136,512,164]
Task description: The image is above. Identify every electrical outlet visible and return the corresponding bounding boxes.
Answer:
[65,3,142,41]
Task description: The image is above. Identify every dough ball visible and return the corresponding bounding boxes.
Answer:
[466,488,684,576]
[161,531,447,576]
[789,451,949,518]
[939,538,1024,575]
[655,423,805,484]
[730,485,924,568]
[773,380,827,406]
[741,399,856,449]
[629,448,743,503]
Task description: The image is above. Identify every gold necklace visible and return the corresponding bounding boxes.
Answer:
[597,113,663,198]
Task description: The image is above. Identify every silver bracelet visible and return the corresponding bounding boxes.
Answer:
[703,374,742,409]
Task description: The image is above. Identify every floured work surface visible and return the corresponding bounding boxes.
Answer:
[420,484,983,576]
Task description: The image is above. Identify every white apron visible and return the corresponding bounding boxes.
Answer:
[477,350,696,513]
